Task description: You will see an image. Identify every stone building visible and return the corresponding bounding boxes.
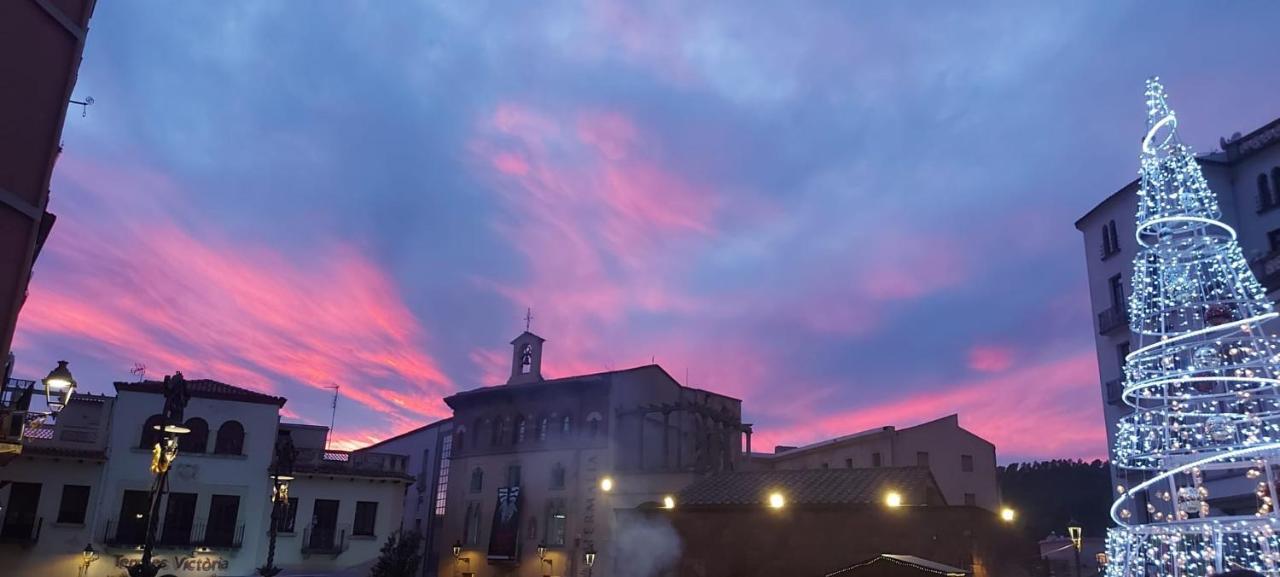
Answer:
[748,414,1000,510]
[437,331,748,577]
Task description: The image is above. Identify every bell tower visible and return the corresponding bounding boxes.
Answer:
[508,331,545,385]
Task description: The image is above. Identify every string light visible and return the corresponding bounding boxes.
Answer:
[1107,78,1280,577]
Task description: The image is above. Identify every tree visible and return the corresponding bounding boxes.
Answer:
[998,459,1111,541]
[1106,78,1280,576]
[369,530,422,577]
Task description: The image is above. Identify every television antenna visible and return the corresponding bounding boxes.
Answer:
[324,384,339,451]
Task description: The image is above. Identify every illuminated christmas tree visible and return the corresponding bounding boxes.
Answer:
[1106,78,1280,576]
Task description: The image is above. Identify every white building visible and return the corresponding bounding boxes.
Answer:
[0,376,413,577]
[746,414,1000,511]
[1076,116,1280,508]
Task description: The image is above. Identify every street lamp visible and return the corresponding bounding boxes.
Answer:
[537,543,551,576]
[79,543,98,576]
[1067,519,1084,577]
[767,491,786,509]
[885,491,903,508]
[599,476,614,492]
[42,360,77,415]
[453,540,462,559]
[259,431,296,577]
[584,544,597,577]
[452,540,469,577]
[128,373,191,577]
[662,495,675,509]
[1000,507,1016,522]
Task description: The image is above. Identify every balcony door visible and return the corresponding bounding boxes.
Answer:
[116,490,151,545]
[1,482,41,539]
[310,499,339,550]
[204,494,239,547]
[160,493,197,545]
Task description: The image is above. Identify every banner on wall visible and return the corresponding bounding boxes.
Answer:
[487,486,521,560]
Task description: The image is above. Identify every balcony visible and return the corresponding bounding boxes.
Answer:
[1251,250,1280,293]
[0,516,41,545]
[1097,305,1129,335]
[104,518,244,550]
[301,526,348,556]
[291,448,410,480]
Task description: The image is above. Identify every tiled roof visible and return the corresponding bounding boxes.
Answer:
[115,379,287,407]
[827,554,968,577]
[677,467,939,507]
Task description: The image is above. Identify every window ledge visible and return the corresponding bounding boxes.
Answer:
[351,534,377,541]
[52,522,87,528]
[129,448,247,460]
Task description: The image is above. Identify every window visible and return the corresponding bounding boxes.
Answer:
[844,458,853,469]
[1100,220,1120,258]
[587,412,603,437]
[178,418,208,453]
[561,415,573,435]
[964,493,977,506]
[160,493,197,545]
[470,468,484,493]
[139,414,165,449]
[1274,167,1280,209]
[551,463,566,489]
[544,499,567,546]
[1108,274,1124,312]
[871,452,882,467]
[213,421,245,455]
[277,497,299,533]
[204,494,240,547]
[916,451,929,466]
[537,417,549,441]
[821,462,829,469]
[1269,229,1280,254]
[520,343,534,374]
[1117,342,1130,373]
[353,501,378,536]
[507,465,522,487]
[494,417,509,446]
[1261,173,1275,212]
[464,502,482,545]
[454,427,465,453]
[515,416,527,444]
[116,490,150,545]
[435,434,452,517]
[473,419,485,447]
[1,483,40,540]
[961,454,974,472]
[57,484,91,524]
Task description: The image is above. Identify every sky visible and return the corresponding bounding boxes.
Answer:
[13,1,1280,462]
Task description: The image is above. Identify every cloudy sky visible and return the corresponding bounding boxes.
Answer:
[14,1,1280,461]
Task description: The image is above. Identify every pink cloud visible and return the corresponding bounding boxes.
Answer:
[752,350,1105,460]
[15,155,455,427]
[968,344,1015,373]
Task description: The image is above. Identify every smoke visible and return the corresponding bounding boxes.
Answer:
[610,514,682,577]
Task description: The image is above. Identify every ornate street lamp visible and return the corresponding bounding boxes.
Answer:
[42,360,77,416]
[128,373,191,577]
[584,544,597,577]
[537,543,551,576]
[259,431,297,577]
[1067,519,1084,577]
[452,540,462,559]
[79,543,99,576]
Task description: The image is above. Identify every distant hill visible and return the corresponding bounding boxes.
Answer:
[998,459,1112,541]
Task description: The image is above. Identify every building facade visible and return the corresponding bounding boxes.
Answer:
[437,331,747,577]
[0,376,412,577]
[1075,116,1280,493]
[748,414,1000,511]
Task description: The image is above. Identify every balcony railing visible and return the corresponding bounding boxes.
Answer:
[0,517,42,544]
[104,518,244,550]
[291,448,408,477]
[194,522,244,549]
[104,518,147,547]
[1097,305,1129,334]
[301,526,348,556]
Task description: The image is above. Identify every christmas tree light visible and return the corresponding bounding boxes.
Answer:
[1106,78,1280,576]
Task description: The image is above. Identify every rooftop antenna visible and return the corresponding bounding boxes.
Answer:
[130,363,147,382]
[324,384,339,451]
[69,96,94,117]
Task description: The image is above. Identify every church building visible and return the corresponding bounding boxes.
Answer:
[436,331,748,577]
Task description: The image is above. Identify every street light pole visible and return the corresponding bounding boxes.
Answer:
[1068,519,1084,577]
[258,431,296,577]
[129,373,191,577]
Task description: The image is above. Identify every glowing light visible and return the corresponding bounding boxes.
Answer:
[768,492,786,509]
[599,477,613,492]
[662,495,675,509]
[1000,507,1016,522]
[1142,114,1176,154]
[885,491,902,508]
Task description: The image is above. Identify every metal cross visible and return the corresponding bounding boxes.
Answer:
[524,308,534,332]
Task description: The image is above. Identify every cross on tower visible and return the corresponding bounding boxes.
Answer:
[524,307,534,332]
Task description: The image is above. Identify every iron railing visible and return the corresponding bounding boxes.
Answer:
[1097,305,1129,334]
[301,526,348,556]
[0,516,41,544]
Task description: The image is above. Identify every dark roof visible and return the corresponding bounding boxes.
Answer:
[445,364,743,407]
[827,555,968,577]
[115,379,287,407]
[677,467,940,507]
[510,331,546,344]
[356,417,453,452]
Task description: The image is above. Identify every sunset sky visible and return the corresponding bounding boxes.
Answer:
[14,1,1280,462]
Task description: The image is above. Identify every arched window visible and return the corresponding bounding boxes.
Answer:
[178,418,208,453]
[561,414,573,435]
[586,412,603,438]
[214,421,245,455]
[515,416,527,444]
[494,417,510,446]
[1261,173,1274,211]
[454,426,467,452]
[550,463,566,489]
[139,414,165,449]
[473,419,485,447]
[1101,224,1111,254]
[537,417,549,441]
[470,468,484,493]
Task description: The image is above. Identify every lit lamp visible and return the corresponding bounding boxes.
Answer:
[767,492,786,509]
[662,495,675,509]
[42,360,77,416]
[599,476,614,492]
[452,540,462,559]
[79,543,98,576]
[1068,519,1083,551]
[537,543,551,575]
[884,491,903,508]
[584,545,597,577]
[1096,552,1109,567]
[1000,507,1016,522]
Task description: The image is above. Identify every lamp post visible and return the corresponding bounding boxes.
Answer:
[584,544,597,577]
[537,543,551,576]
[79,543,99,577]
[258,431,296,577]
[452,540,468,577]
[42,360,77,416]
[128,373,191,577]
[1068,519,1084,577]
